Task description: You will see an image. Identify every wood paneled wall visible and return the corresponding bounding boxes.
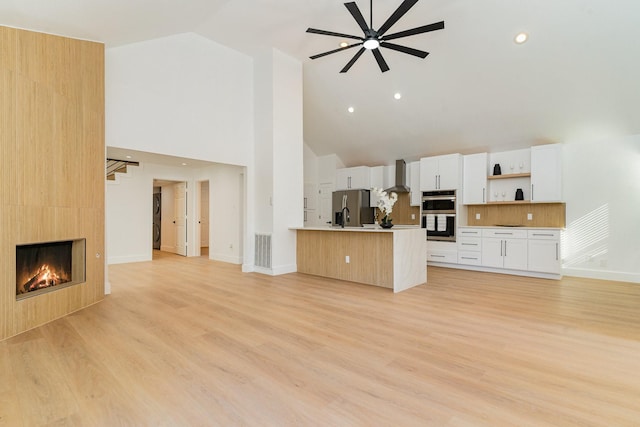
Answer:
[466,203,566,228]
[0,27,105,341]
[376,193,420,225]
[297,230,394,288]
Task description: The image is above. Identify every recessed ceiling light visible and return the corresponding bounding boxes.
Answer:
[394,92,402,100]
[181,162,188,166]
[339,41,349,48]
[125,155,132,159]
[348,107,354,113]
[514,32,528,44]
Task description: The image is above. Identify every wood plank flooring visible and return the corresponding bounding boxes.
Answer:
[1,251,639,426]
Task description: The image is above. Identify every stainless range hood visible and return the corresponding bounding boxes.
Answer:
[385,159,410,193]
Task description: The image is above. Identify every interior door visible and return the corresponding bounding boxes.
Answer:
[200,181,209,248]
[175,182,187,256]
[152,193,161,250]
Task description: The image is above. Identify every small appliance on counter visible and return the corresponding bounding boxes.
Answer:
[493,163,502,176]
[515,188,524,200]
[332,189,374,227]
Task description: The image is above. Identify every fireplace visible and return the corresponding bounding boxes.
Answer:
[16,239,86,300]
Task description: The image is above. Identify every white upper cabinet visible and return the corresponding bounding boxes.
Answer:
[303,183,317,211]
[369,166,384,207]
[531,144,562,202]
[409,161,421,206]
[420,153,461,191]
[463,153,488,204]
[336,166,370,190]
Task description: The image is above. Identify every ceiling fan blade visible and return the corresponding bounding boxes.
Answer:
[344,2,370,34]
[372,49,390,72]
[306,28,362,41]
[377,0,419,36]
[310,43,363,60]
[380,41,428,58]
[340,47,366,73]
[383,21,445,41]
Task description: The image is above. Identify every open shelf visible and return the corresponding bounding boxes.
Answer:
[487,173,531,180]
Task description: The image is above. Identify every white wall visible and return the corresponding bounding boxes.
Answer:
[271,49,304,274]
[106,165,151,264]
[198,164,244,264]
[106,162,244,265]
[106,32,253,167]
[249,49,303,275]
[303,143,318,183]
[562,134,640,282]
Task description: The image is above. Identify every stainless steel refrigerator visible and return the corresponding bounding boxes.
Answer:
[331,189,374,227]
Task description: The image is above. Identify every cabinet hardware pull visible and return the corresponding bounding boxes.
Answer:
[500,241,503,257]
[483,188,485,203]
[461,257,477,260]
[431,254,445,258]
[531,184,534,200]
[495,232,513,235]
[556,243,559,260]
[532,233,554,236]
[504,241,507,257]
[461,243,477,246]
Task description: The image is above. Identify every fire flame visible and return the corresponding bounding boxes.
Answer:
[24,264,63,292]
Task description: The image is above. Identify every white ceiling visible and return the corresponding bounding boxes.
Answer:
[3,0,640,166]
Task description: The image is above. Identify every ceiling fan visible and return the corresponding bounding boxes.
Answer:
[306,0,444,73]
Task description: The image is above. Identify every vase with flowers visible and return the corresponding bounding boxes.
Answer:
[371,188,398,229]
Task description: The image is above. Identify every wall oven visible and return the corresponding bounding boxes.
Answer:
[421,190,456,242]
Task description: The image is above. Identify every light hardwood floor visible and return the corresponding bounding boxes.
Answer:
[1,252,639,426]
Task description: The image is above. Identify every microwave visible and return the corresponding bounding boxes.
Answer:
[422,190,456,213]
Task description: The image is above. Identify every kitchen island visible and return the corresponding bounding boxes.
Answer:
[294,226,427,292]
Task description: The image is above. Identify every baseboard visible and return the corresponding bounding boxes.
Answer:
[427,261,562,280]
[249,264,297,276]
[272,263,297,275]
[562,267,640,284]
[107,255,150,265]
[211,253,242,264]
[104,280,111,295]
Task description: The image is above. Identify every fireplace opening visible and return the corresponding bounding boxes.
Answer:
[16,239,86,300]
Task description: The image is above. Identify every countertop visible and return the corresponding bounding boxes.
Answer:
[459,225,563,230]
[292,225,422,233]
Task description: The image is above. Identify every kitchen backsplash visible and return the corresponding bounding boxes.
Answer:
[466,203,566,228]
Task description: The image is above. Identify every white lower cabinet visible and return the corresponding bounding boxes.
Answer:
[528,230,561,274]
[455,227,562,278]
[481,229,528,271]
[427,241,458,264]
[458,235,482,265]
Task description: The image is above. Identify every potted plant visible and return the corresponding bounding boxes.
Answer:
[372,188,398,228]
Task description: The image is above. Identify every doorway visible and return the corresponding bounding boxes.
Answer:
[198,180,210,257]
[153,180,188,256]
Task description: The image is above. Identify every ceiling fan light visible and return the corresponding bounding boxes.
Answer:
[363,38,380,50]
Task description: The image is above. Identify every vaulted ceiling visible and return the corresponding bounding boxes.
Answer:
[3,0,639,166]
